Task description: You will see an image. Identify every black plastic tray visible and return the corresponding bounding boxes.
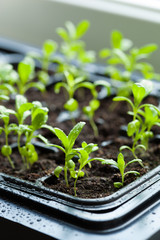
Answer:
[1,37,160,240]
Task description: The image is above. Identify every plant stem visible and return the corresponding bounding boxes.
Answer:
[90,117,98,137]
[7,155,15,169]
[5,131,15,169]
[64,159,69,187]
[70,111,76,126]
[74,177,78,196]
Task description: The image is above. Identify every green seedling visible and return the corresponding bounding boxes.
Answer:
[70,141,105,196]
[0,106,16,168]
[83,99,100,137]
[54,71,110,124]
[43,121,86,187]
[100,30,158,96]
[56,20,95,77]
[28,39,58,85]
[17,56,45,94]
[43,121,108,196]
[0,63,18,100]
[54,71,96,121]
[102,152,142,188]
[113,80,160,157]
[0,94,49,169]
[14,95,49,169]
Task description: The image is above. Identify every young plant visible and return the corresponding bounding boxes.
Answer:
[43,121,86,187]
[113,80,160,157]
[14,95,49,169]
[0,63,18,100]
[100,30,158,96]
[83,99,100,137]
[56,20,95,77]
[28,39,58,85]
[54,71,96,121]
[0,94,50,169]
[0,106,16,168]
[54,71,110,125]
[17,56,45,94]
[102,152,142,188]
[43,122,109,196]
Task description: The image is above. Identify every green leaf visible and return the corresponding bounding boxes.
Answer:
[120,145,132,152]
[1,145,12,157]
[15,95,27,111]
[54,166,63,178]
[83,106,92,117]
[24,82,45,93]
[38,71,49,85]
[65,21,76,39]
[54,82,67,94]
[117,153,125,176]
[121,38,133,51]
[43,39,57,57]
[64,71,75,87]
[64,98,78,112]
[68,122,86,149]
[138,44,158,55]
[32,108,48,130]
[34,134,50,145]
[54,128,69,149]
[111,30,122,49]
[78,171,85,177]
[18,57,35,84]
[125,159,143,168]
[127,120,140,137]
[99,48,111,58]
[101,159,117,166]
[113,49,130,68]
[28,151,38,165]
[95,80,111,96]
[76,82,97,98]
[114,182,123,188]
[132,81,152,106]
[67,159,75,169]
[113,96,133,108]
[18,103,33,118]
[56,27,69,41]
[89,99,100,111]
[124,170,140,177]
[83,143,98,154]
[76,20,90,39]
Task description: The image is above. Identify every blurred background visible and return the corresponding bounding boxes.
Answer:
[0,0,160,70]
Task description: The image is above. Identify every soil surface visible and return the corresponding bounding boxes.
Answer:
[1,81,160,199]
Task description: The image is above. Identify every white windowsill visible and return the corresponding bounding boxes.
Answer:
[1,0,160,70]
[49,0,160,23]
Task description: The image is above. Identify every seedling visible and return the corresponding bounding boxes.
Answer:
[81,79,110,136]
[100,30,158,96]
[54,71,110,125]
[0,63,18,99]
[113,80,160,157]
[83,99,100,137]
[43,122,110,196]
[56,20,95,77]
[0,94,49,169]
[14,95,49,169]
[70,141,105,196]
[28,39,58,85]
[17,56,45,94]
[54,71,96,120]
[0,106,16,168]
[43,122,86,186]
[102,152,142,188]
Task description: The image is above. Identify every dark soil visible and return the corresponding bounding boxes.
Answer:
[1,83,160,199]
